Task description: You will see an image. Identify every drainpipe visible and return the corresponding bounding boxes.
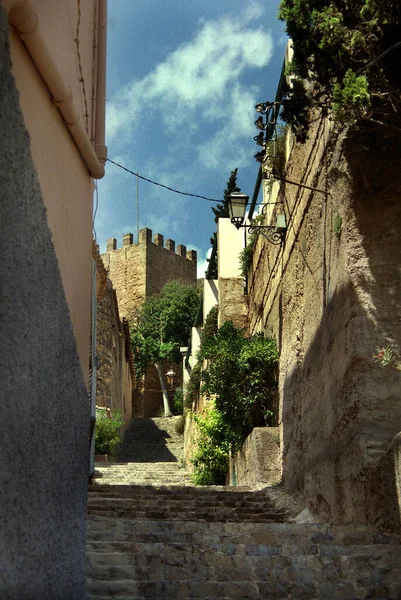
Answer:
[94,0,107,166]
[89,259,98,476]
[3,0,106,179]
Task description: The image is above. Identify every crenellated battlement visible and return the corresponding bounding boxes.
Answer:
[105,227,197,263]
[101,227,197,324]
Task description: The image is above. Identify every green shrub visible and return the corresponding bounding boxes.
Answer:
[239,236,257,277]
[172,387,184,414]
[190,403,232,485]
[333,69,370,121]
[333,212,342,237]
[190,321,279,485]
[184,362,202,409]
[238,213,267,278]
[198,306,219,360]
[201,322,278,439]
[278,0,400,137]
[191,438,228,485]
[95,410,123,456]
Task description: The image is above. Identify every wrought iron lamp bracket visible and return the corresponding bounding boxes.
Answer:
[246,225,285,245]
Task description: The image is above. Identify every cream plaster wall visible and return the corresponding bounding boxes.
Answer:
[189,327,202,369]
[203,279,219,317]
[8,1,98,384]
[32,0,96,135]
[217,218,244,278]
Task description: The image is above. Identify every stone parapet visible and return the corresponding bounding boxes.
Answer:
[103,229,197,261]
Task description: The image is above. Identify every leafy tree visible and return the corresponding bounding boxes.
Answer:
[201,322,279,438]
[278,0,401,138]
[131,281,200,416]
[207,169,241,279]
[211,168,241,224]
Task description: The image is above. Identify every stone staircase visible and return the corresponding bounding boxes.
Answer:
[95,416,192,487]
[87,418,401,599]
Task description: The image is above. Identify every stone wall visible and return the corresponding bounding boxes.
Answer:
[218,278,248,330]
[102,228,196,417]
[96,279,134,431]
[0,7,89,596]
[217,218,247,329]
[101,232,146,324]
[247,113,401,529]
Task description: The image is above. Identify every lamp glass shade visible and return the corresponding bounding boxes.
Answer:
[166,367,177,387]
[228,192,249,228]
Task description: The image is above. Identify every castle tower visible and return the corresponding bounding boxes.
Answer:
[102,228,197,323]
[101,228,197,416]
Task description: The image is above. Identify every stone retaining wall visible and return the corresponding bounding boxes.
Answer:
[226,428,281,488]
[247,114,401,529]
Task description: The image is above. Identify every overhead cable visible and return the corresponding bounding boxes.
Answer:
[107,158,222,203]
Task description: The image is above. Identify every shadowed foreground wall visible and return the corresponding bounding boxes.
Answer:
[0,8,89,599]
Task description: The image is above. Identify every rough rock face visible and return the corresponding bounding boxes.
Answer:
[247,115,401,529]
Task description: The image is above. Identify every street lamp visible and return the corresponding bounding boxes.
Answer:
[228,192,287,246]
[165,367,178,388]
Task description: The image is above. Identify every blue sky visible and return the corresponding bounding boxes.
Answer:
[96,0,286,276]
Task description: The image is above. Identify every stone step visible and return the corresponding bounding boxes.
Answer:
[93,461,194,487]
[87,499,285,517]
[90,484,256,496]
[87,516,401,546]
[121,432,184,442]
[86,516,401,598]
[87,416,401,598]
[88,509,288,522]
[87,568,401,599]
[88,495,278,509]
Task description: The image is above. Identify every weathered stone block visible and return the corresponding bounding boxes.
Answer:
[106,237,117,252]
[122,232,133,246]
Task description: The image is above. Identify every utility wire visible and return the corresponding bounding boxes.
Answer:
[107,158,222,203]
[107,159,326,210]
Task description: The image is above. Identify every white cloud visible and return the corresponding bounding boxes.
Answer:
[243,1,266,23]
[101,2,276,257]
[106,3,273,146]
